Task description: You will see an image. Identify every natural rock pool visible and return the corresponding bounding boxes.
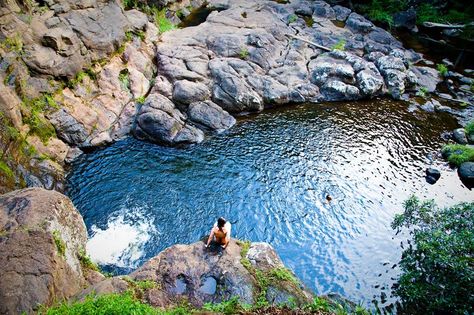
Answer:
[66,99,472,307]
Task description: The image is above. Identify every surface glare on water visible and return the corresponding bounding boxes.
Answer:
[66,100,472,306]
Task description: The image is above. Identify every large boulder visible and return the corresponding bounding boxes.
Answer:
[0,188,88,315]
[126,239,313,307]
[187,100,236,131]
[133,93,204,145]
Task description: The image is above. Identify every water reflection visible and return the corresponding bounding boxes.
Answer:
[67,99,472,307]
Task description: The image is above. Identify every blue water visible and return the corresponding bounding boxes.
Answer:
[66,99,472,307]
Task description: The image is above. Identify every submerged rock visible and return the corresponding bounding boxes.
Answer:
[453,128,468,144]
[425,168,441,184]
[0,188,88,315]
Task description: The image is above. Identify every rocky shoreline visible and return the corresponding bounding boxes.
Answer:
[2,0,472,193]
[0,188,324,314]
[1,0,473,313]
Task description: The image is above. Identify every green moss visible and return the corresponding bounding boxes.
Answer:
[288,14,298,24]
[136,95,146,104]
[122,276,158,300]
[52,230,66,257]
[77,248,99,272]
[0,34,23,53]
[331,39,346,51]
[436,63,448,77]
[0,161,14,179]
[22,95,58,144]
[442,144,474,166]
[268,267,299,286]
[122,0,139,10]
[416,86,429,98]
[237,240,252,271]
[238,47,249,59]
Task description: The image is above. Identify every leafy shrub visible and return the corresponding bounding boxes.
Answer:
[442,144,474,166]
[392,196,474,314]
[238,47,249,59]
[203,296,245,314]
[465,120,474,136]
[437,63,448,77]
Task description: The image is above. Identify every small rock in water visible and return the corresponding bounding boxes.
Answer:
[453,128,468,144]
[425,168,440,184]
[458,162,474,187]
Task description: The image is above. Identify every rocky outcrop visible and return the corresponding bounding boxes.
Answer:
[78,239,313,308]
[129,0,437,144]
[0,188,88,315]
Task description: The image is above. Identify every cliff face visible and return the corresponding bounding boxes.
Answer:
[0,0,442,194]
[0,188,315,314]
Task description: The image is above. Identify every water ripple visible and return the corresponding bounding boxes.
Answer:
[67,99,472,307]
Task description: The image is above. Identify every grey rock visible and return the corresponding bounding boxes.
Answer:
[172,80,210,105]
[125,9,149,31]
[411,66,440,92]
[45,16,61,28]
[63,1,130,59]
[321,80,360,101]
[312,1,335,19]
[346,12,374,33]
[383,69,406,99]
[333,5,351,21]
[356,69,384,96]
[188,100,236,131]
[458,162,474,186]
[453,128,468,144]
[134,93,204,145]
[48,109,90,146]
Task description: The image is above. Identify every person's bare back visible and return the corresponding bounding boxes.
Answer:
[206,217,231,249]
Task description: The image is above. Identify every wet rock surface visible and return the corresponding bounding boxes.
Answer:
[0,188,88,315]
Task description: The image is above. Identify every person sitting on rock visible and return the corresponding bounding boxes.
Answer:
[206,217,231,249]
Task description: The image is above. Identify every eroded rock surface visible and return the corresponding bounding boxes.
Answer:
[78,239,313,308]
[0,188,88,315]
[130,0,439,144]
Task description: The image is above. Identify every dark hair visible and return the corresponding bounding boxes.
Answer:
[217,217,226,231]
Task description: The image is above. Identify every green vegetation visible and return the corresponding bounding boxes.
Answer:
[0,161,14,179]
[287,14,298,24]
[436,63,448,77]
[331,39,346,51]
[136,95,146,104]
[465,120,474,137]
[392,196,474,314]
[0,34,23,53]
[268,267,299,286]
[52,230,66,257]
[118,69,131,92]
[22,94,58,144]
[442,144,474,166]
[77,248,99,272]
[203,296,251,314]
[39,292,158,315]
[416,86,429,98]
[237,240,252,271]
[153,8,176,33]
[238,47,249,59]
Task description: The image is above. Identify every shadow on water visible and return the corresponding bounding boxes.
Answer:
[66,99,472,308]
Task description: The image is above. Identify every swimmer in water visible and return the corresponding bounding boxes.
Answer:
[206,217,231,249]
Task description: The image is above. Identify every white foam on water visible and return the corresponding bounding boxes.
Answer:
[86,208,156,268]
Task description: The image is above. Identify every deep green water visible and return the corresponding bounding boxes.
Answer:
[67,99,472,307]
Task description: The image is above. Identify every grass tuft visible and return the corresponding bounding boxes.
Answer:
[442,144,474,166]
[436,63,448,77]
[77,248,99,272]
